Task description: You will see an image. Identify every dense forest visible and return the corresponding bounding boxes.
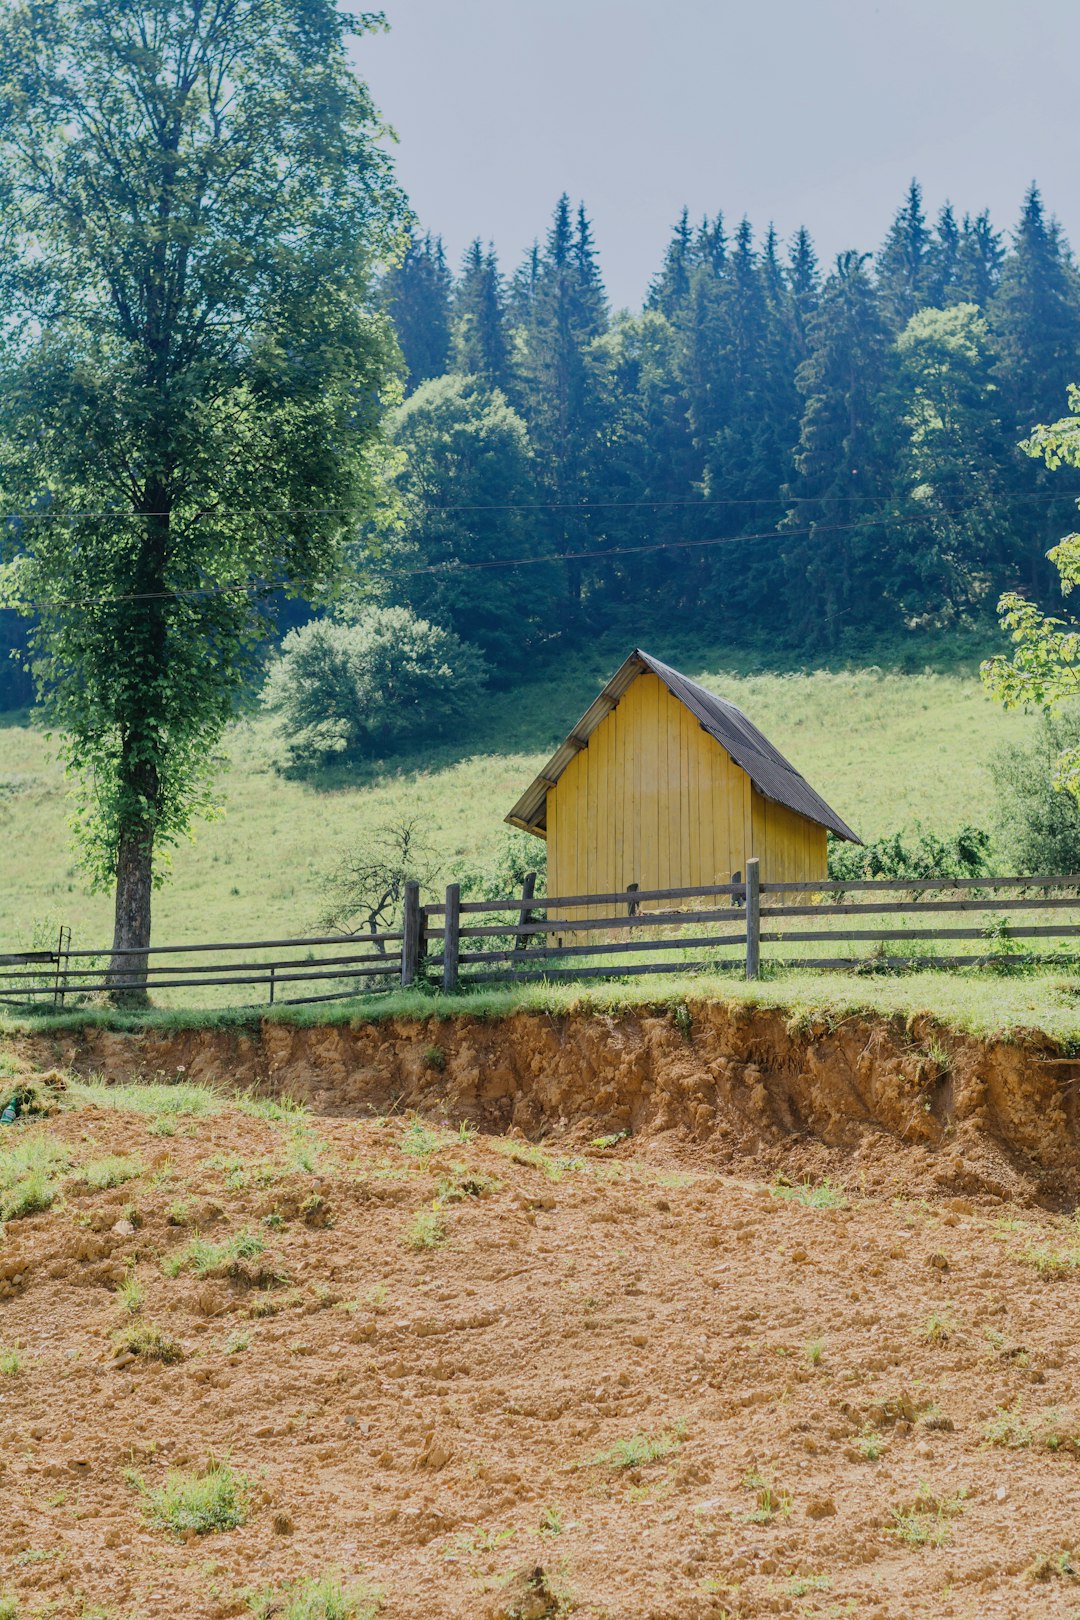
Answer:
[370,180,1080,680]
[4,179,1080,708]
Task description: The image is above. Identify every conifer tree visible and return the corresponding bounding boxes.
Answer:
[513,197,611,610]
[783,251,893,644]
[648,208,693,314]
[876,179,931,328]
[954,211,1004,306]
[382,229,452,391]
[990,186,1080,432]
[451,240,512,390]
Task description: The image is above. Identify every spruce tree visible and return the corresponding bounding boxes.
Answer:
[382,229,452,391]
[451,240,512,390]
[990,185,1080,431]
[513,197,611,611]
[989,185,1080,596]
[876,179,931,329]
[954,211,1004,306]
[648,207,693,314]
[783,251,893,645]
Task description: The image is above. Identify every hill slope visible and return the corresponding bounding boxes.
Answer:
[0,650,1033,949]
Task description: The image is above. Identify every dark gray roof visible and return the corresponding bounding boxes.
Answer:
[506,648,861,843]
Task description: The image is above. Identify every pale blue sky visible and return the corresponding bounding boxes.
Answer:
[358,0,1080,309]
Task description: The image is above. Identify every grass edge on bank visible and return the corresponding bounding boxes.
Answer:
[3,967,1079,1048]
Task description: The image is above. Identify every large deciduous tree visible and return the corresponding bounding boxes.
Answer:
[0,0,402,998]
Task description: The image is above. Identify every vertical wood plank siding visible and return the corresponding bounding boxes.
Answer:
[548,673,827,920]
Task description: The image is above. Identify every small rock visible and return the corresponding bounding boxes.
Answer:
[111,1219,136,1238]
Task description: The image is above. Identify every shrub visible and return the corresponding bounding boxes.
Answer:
[264,606,487,770]
[989,711,1080,875]
[828,821,991,882]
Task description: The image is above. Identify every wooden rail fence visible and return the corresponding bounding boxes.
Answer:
[0,929,403,1010]
[408,861,1080,991]
[6,866,1080,1011]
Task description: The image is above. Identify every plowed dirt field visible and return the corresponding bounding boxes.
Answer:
[3,1016,1080,1618]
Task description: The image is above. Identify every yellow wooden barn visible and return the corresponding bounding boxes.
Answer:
[506,650,860,903]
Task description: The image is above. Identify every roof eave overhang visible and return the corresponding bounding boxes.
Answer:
[504,652,648,834]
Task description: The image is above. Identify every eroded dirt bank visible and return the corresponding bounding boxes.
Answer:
[16,1000,1080,1204]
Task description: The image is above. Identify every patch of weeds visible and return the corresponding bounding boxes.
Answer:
[0,1168,56,1221]
[149,1115,178,1137]
[493,1138,584,1181]
[983,1402,1032,1449]
[398,1116,443,1159]
[855,1428,883,1461]
[423,1045,446,1073]
[166,1198,192,1227]
[247,1570,383,1619]
[288,1128,331,1176]
[71,1080,220,1119]
[737,1468,793,1525]
[116,1272,144,1315]
[587,1421,686,1470]
[0,1596,17,1620]
[888,1482,966,1546]
[770,1177,847,1211]
[262,1210,286,1231]
[163,1229,266,1279]
[0,1345,22,1376]
[444,1527,515,1560]
[114,1321,185,1364]
[0,1132,69,1187]
[1018,1243,1080,1277]
[78,1155,143,1191]
[404,1208,446,1251]
[537,1506,564,1536]
[435,1167,500,1203]
[672,1001,693,1040]
[225,1331,250,1355]
[984,1403,1080,1452]
[920,1310,956,1345]
[785,1574,830,1598]
[804,1338,824,1367]
[589,1131,628,1149]
[142,1457,249,1536]
[1027,1548,1080,1585]
[237,1092,308,1124]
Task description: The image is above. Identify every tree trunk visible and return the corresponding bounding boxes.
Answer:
[106,824,155,1005]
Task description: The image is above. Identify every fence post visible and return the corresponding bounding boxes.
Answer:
[514,871,537,953]
[745,858,760,980]
[443,883,461,994]
[401,879,421,987]
[268,965,276,1007]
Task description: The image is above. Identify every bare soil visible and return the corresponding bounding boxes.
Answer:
[3,1005,1080,1617]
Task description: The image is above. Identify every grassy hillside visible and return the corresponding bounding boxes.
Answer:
[0,639,1035,950]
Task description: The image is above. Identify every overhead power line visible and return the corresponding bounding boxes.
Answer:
[6,505,1069,613]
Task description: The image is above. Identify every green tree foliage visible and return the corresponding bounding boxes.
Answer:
[891,304,1012,617]
[782,251,892,646]
[0,0,402,991]
[828,824,991,881]
[876,179,932,329]
[451,240,512,390]
[513,195,610,610]
[381,228,453,392]
[264,607,487,770]
[981,385,1080,795]
[367,376,556,674]
[989,712,1080,876]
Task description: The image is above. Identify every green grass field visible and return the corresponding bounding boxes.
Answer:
[0,636,1036,953]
